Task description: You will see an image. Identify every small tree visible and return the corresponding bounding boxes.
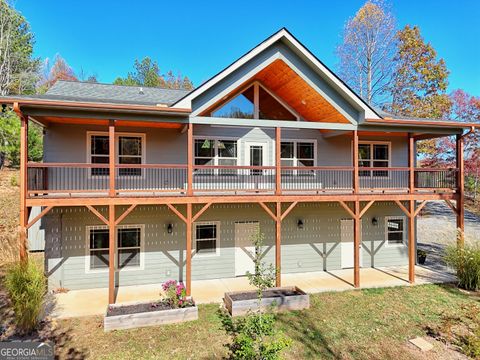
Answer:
[226,231,291,360]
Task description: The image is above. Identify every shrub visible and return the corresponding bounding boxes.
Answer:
[4,260,46,334]
[444,243,480,291]
[161,279,192,308]
[9,174,18,187]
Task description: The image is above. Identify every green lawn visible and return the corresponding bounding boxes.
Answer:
[51,284,478,359]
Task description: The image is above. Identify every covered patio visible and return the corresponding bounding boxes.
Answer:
[51,265,455,318]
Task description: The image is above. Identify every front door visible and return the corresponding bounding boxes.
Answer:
[245,142,268,176]
[340,219,363,268]
[234,221,259,276]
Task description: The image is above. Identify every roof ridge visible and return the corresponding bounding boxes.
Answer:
[54,79,191,92]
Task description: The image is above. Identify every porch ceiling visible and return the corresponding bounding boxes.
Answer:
[200,59,350,124]
[34,116,184,129]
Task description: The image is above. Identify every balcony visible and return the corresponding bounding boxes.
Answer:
[26,163,458,199]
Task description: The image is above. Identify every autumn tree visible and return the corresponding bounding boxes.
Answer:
[0,0,39,95]
[114,57,194,90]
[37,54,78,93]
[337,0,397,105]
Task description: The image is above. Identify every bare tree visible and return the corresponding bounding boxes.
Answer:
[336,0,397,106]
[0,0,14,95]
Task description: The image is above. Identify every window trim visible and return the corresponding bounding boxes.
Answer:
[193,221,221,257]
[384,216,406,247]
[280,138,317,167]
[193,136,239,168]
[85,224,145,273]
[86,131,146,178]
[358,141,391,178]
[210,81,301,121]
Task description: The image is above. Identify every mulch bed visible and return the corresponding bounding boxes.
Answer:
[229,288,303,301]
[106,301,193,317]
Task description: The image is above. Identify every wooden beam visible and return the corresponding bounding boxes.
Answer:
[26,206,53,230]
[166,204,187,223]
[280,201,298,221]
[353,201,360,288]
[408,200,415,284]
[408,134,415,193]
[359,200,375,218]
[338,200,356,218]
[444,199,458,215]
[108,204,115,304]
[109,120,115,197]
[187,123,193,196]
[394,200,411,217]
[115,204,137,225]
[18,110,28,261]
[275,201,281,287]
[186,203,192,296]
[456,134,465,247]
[258,202,277,221]
[353,130,359,194]
[275,127,281,195]
[192,202,212,222]
[413,200,428,217]
[86,205,109,225]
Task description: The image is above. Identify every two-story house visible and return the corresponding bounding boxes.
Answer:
[1,29,472,305]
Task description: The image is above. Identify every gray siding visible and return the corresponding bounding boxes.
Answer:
[45,202,409,291]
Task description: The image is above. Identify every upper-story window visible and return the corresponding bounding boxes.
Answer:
[210,82,299,121]
[281,141,315,167]
[88,132,145,177]
[194,138,237,175]
[358,142,390,177]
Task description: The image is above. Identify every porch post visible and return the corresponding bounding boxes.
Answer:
[275,127,281,195]
[408,200,415,283]
[353,200,360,288]
[456,134,465,247]
[275,201,281,286]
[408,134,415,193]
[19,109,28,261]
[353,130,359,194]
[187,124,193,196]
[108,204,115,304]
[186,203,192,296]
[108,120,115,197]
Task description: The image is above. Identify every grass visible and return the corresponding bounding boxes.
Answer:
[49,284,478,359]
[0,169,20,264]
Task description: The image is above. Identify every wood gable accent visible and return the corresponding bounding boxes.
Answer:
[200,59,350,124]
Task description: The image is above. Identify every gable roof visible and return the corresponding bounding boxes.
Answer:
[44,80,190,106]
[172,28,381,120]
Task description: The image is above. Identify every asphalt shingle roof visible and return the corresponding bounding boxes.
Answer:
[44,80,191,106]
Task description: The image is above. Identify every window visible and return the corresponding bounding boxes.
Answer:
[385,217,405,245]
[194,222,219,256]
[86,225,143,271]
[359,142,390,177]
[88,132,145,177]
[281,140,316,169]
[194,138,237,175]
[210,82,299,121]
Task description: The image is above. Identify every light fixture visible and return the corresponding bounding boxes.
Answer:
[167,223,173,234]
[297,219,304,230]
[371,217,378,226]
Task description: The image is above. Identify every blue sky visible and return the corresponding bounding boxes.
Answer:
[16,0,480,95]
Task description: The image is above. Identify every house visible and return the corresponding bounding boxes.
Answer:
[1,28,473,305]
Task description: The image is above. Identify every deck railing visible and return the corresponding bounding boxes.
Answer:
[26,163,459,197]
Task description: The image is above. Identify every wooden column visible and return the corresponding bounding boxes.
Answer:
[353,200,360,288]
[108,120,115,197]
[275,127,281,195]
[353,130,359,194]
[408,200,415,283]
[275,202,282,286]
[187,124,193,196]
[186,203,192,295]
[19,112,28,261]
[108,204,115,304]
[456,134,465,247]
[408,134,415,193]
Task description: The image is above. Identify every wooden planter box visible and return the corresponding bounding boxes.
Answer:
[224,286,309,317]
[104,301,198,332]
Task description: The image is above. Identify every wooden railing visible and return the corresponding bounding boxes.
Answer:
[26,163,459,198]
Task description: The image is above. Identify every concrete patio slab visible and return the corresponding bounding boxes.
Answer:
[51,265,455,319]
